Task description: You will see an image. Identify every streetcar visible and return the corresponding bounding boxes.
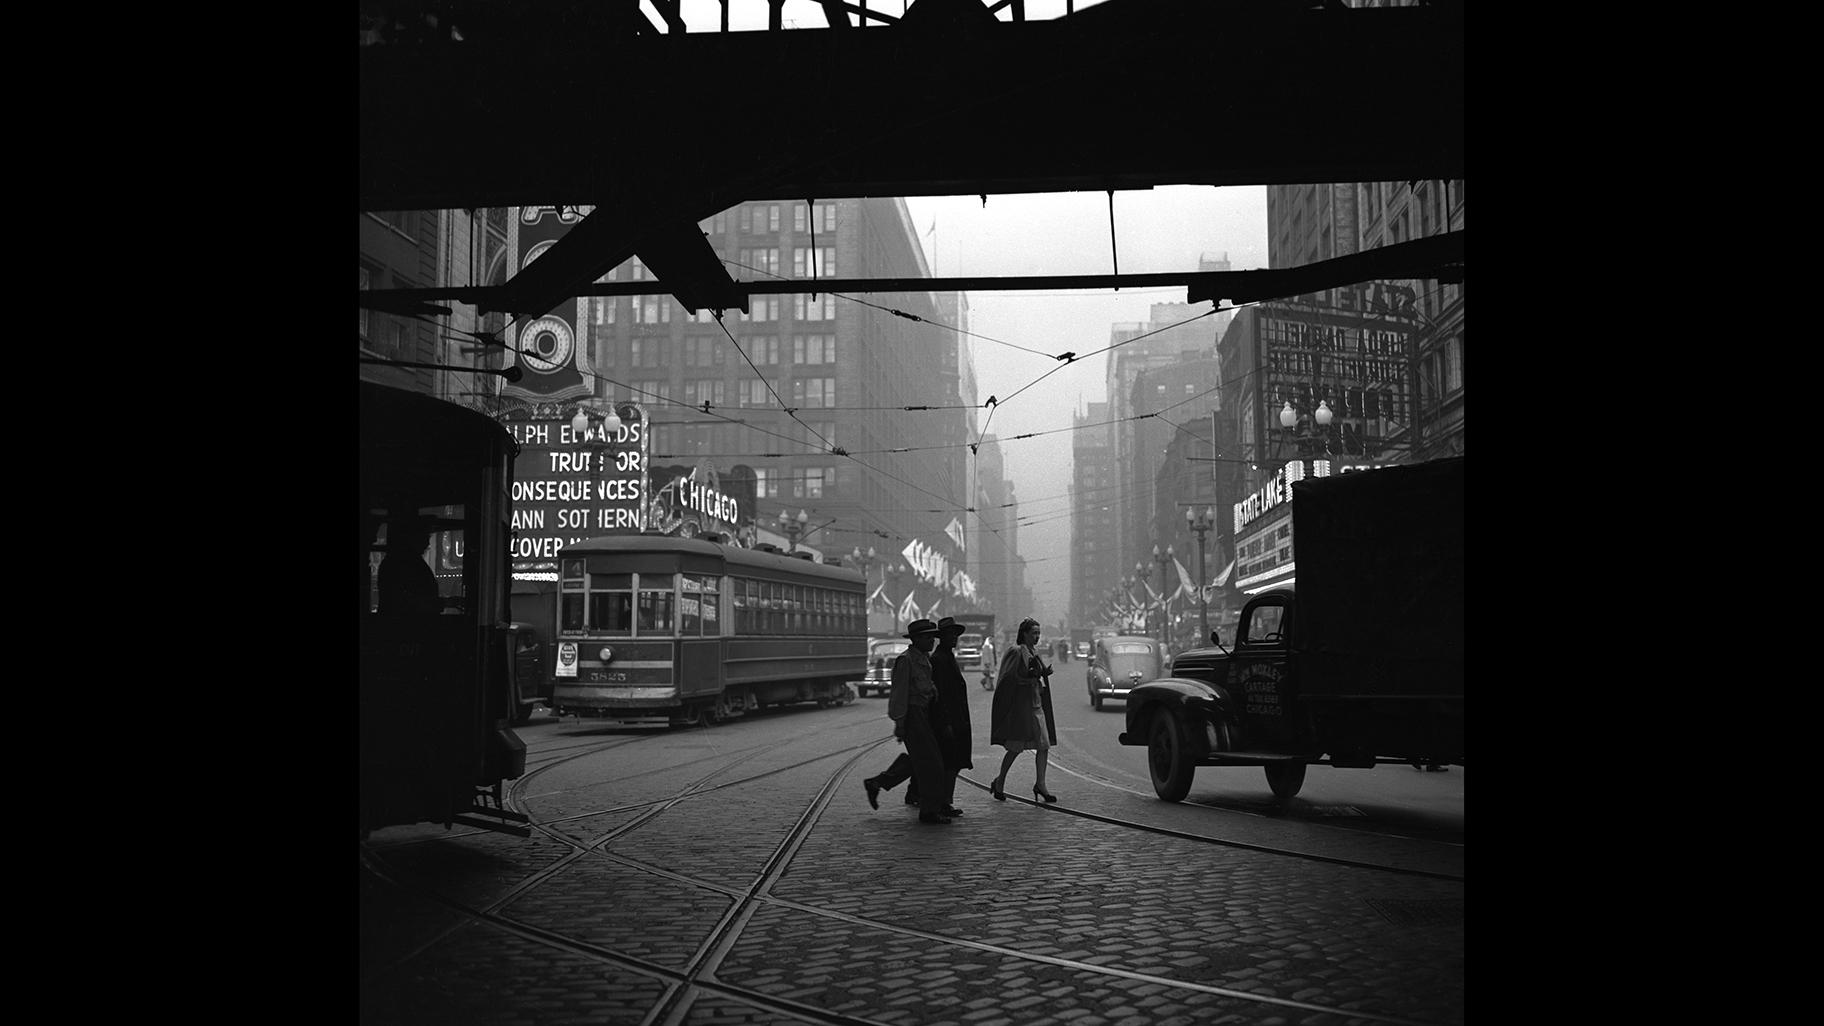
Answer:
[360,380,530,837]
[551,535,867,727]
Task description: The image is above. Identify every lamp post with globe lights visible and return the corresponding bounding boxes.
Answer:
[1150,544,1173,643]
[777,508,809,553]
[1184,506,1216,642]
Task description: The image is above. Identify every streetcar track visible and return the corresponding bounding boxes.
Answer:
[366,734,1453,1026]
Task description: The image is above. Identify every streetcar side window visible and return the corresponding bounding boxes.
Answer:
[681,574,709,636]
[680,575,701,635]
[732,577,753,633]
[765,582,782,633]
[702,576,722,637]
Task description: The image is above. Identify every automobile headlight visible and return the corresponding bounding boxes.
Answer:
[599,646,614,662]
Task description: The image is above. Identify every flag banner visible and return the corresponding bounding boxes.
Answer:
[1211,559,1235,588]
[1173,556,1196,602]
[898,591,918,624]
[868,582,889,611]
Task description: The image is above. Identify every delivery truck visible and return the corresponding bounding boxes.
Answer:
[1117,458,1463,801]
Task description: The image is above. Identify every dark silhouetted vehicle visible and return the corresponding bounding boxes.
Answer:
[1118,459,1463,801]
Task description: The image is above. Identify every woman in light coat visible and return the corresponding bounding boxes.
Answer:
[987,617,1059,802]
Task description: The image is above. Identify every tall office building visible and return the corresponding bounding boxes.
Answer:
[1106,303,1221,578]
[1070,401,1116,629]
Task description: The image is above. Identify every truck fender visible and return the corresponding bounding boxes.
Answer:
[1119,677,1237,746]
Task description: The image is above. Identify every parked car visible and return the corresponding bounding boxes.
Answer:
[1074,641,1090,660]
[1086,635,1164,711]
[854,638,909,698]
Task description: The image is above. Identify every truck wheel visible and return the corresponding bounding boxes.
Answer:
[1147,708,1196,802]
[1264,762,1306,800]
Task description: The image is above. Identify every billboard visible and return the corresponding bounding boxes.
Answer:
[500,402,648,578]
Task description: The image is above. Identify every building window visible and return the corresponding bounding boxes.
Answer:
[684,379,725,408]
[636,296,673,324]
[794,294,835,321]
[793,377,835,409]
[635,380,671,404]
[742,297,778,322]
[738,248,779,277]
[368,211,415,238]
[793,247,836,278]
[594,297,617,325]
[740,378,769,407]
[792,334,836,365]
[791,203,835,233]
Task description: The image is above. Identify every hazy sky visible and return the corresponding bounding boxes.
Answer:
[902,188,1268,627]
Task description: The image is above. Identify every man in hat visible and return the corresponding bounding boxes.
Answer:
[870,615,974,815]
[861,618,953,824]
[378,517,441,618]
[924,616,974,815]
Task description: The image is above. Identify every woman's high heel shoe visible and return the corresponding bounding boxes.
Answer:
[1033,787,1058,804]
[990,779,1006,801]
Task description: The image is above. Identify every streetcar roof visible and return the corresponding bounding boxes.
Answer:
[560,534,864,584]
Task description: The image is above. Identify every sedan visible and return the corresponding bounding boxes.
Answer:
[853,639,909,697]
[1086,636,1164,711]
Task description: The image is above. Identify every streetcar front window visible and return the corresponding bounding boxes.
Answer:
[592,593,633,634]
[587,572,633,635]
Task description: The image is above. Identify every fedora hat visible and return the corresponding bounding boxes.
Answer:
[903,618,940,639]
[936,616,966,636]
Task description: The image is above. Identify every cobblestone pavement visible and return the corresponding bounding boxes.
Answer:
[361,708,1463,1026]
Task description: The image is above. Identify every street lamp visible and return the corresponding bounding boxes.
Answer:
[777,508,809,552]
[1150,544,1173,642]
[571,404,623,441]
[1279,396,1338,463]
[850,545,877,589]
[1184,505,1215,642]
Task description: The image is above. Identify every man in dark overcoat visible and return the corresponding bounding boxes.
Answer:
[919,616,974,816]
[861,618,953,824]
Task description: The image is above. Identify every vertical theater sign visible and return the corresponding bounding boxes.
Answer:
[504,205,594,404]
